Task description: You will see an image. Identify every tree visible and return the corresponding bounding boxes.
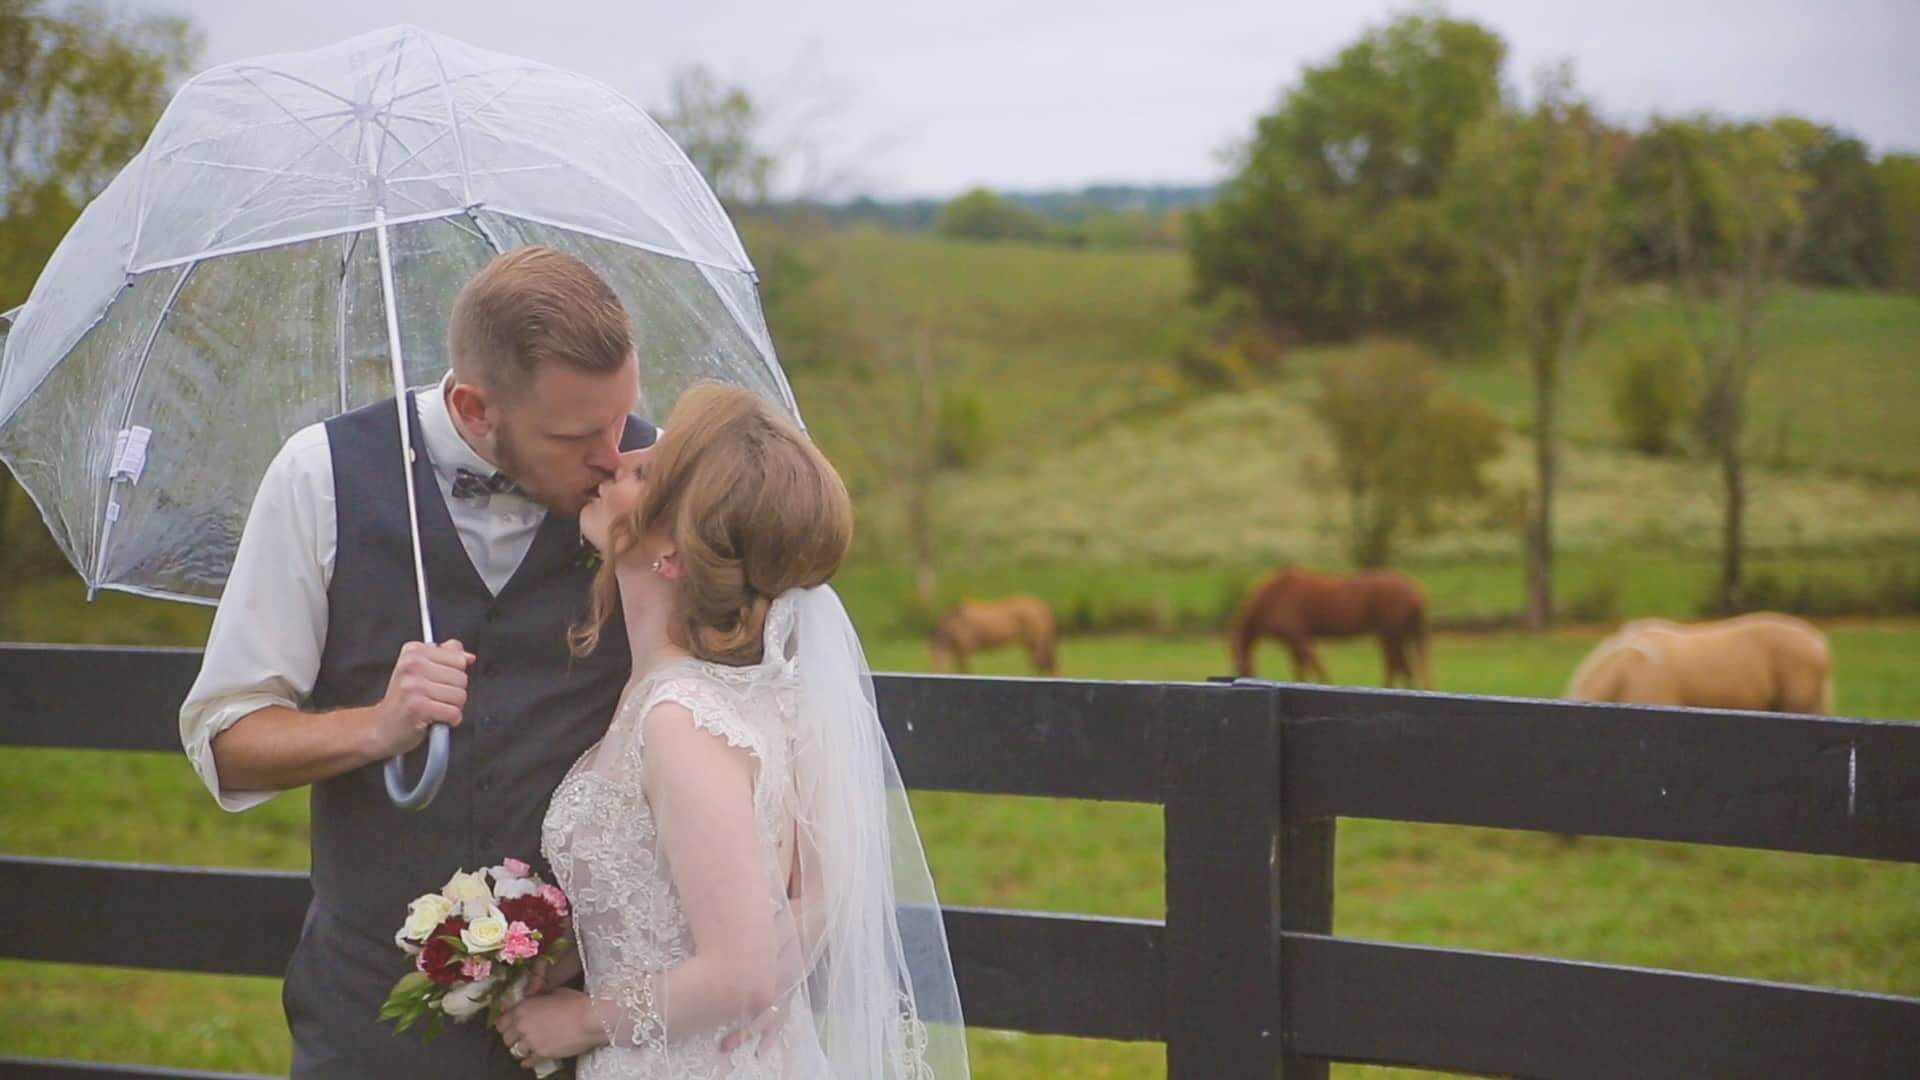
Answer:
[656,64,776,208]
[1644,117,1809,611]
[934,188,1052,243]
[1306,339,1506,569]
[1186,11,1506,346]
[0,1,198,305]
[1445,66,1620,629]
[1783,122,1888,288]
[825,319,981,609]
[0,1,198,624]
[1875,153,1920,293]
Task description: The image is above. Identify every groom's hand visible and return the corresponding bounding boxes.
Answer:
[365,640,475,758]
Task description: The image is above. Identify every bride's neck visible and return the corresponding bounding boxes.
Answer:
[614,563,690,678]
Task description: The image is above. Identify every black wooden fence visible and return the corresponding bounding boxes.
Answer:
[2,642,1918,1078]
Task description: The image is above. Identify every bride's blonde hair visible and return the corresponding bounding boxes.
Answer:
[572,382,852,664]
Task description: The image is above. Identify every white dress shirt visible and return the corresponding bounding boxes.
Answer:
[178,378,550,811]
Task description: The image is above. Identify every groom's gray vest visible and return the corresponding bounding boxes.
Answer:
[282,393,653,1078]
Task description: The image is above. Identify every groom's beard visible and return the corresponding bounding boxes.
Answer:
[490,424,564,513]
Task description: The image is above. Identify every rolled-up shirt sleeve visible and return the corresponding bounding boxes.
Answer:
[178,423,335,812]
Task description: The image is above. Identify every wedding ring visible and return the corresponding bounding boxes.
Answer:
[512,1042,530,1059]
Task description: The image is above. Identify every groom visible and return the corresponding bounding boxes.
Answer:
[178,246,656,1077]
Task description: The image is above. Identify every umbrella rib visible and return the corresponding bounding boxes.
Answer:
[372,121,453,181]
[483,205,749,275]
[89,260,198,589]
[370,31,411,107]
[336,232,360,412]
[415,32,477,206]
[377,176,450,218]
[129,206,474,274]
[467,208,507,255]
[391,163,561,184]
[164,157,343,183]
[145,109,356,160]
[373,63,534,186]
[382,62,535,107]
[198,116,359,244]
[226,65,357,109]
[232,69,364,174]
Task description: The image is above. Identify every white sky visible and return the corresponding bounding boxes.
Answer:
[147,0,1920,198]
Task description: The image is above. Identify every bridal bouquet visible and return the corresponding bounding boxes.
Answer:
[379,858,573,1075]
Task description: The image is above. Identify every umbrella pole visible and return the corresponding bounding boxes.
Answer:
[373,207,451,811]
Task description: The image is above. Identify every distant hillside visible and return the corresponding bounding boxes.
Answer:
[775,183,1218,231]
[743,226,1920,612]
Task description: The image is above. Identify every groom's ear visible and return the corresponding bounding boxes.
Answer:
[446,379,496,435]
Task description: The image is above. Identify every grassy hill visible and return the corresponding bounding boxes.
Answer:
[753,226,1920,634]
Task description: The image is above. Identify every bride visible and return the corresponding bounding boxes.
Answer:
[496,383,967,1077]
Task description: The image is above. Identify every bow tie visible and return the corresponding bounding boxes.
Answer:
[450,467,522,500]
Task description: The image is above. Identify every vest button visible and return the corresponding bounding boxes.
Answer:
[477,775,494,793]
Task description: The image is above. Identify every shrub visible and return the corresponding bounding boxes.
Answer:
[1611,334,1700,455]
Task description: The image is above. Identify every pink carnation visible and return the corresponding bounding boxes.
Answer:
[460,957,493,982]
[500,921,540,963]
[538,883,569,916]
[499,857,531,879]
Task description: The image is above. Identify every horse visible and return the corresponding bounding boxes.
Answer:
[929,595,1059,675]
[1565,612,1834,714]
[1228,566,1431,688]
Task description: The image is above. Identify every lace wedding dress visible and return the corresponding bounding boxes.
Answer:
[542,589,964,1079]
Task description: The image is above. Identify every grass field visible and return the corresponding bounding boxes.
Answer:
[774,229,1920,483]
[4,623,1916,1078]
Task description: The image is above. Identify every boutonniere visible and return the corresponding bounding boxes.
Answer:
[577,540,603,572]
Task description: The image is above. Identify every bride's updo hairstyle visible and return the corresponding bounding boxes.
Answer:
[574,382,852,665]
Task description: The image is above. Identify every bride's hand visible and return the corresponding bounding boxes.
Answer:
[524,945,583,997]
[497,988,601,1065]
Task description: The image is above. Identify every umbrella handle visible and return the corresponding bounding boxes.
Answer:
[384,724,451,810]
[373,205,451,812]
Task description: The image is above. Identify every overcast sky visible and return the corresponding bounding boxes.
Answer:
[144,0,1919,198]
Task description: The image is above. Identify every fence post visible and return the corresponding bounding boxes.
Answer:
[1163,684,1285,1077]
[1277,692,1336,1080]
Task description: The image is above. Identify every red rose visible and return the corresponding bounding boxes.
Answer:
[415,916,467,987]
[499,895,563,943]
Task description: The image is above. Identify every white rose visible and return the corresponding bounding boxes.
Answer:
[443,870,494,918]
[440,975,496,1020]
[492,875,540,901]
[393,926,421,956]
[461,906,510,953]
[400,893,453,943]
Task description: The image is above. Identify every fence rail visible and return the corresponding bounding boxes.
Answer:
[3,644,1918,1078]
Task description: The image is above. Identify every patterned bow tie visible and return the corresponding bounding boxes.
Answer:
[450,467,521,500]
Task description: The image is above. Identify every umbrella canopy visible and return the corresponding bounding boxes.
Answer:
[0,24,796,605]
[0,25,798,807]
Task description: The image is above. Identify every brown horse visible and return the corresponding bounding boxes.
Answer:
[929,595,1059,675]
[1229,566,1431,688]
[1565,612,1833,714]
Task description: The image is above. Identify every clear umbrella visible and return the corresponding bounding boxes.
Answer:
[0,25,797,808]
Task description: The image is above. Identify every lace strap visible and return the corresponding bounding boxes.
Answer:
[628,674,766,763]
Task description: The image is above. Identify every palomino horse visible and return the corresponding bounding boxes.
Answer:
[1565,612,1833,714]
[1229,566,1431,688]
[929,595,1059,675]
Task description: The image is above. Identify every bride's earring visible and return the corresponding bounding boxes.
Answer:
[649,558,663,574]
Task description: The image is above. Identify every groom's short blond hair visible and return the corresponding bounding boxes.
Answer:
[448,246,632,398]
